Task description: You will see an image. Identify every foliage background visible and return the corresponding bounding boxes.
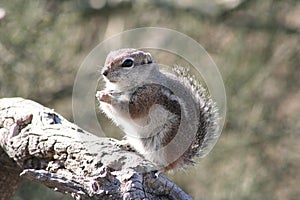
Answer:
[1,0,299,199]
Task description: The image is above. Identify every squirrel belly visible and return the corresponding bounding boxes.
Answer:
[97,49,219,171]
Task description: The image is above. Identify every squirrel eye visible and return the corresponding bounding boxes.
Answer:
[121,59,134,68]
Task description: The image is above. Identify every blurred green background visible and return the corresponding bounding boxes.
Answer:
[1,0,300,199]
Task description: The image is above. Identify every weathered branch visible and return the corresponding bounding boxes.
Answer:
[0,98,192,200]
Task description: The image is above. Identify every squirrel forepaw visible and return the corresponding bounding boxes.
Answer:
[96,91,112,104]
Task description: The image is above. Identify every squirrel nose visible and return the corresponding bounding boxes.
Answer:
[102,69,109,76]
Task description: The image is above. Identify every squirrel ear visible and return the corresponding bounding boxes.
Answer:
[142,56,153,65]
[146,53,152,63]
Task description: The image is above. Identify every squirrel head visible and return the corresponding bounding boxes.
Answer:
[101,49,160,89]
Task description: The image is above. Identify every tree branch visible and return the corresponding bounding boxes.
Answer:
[0,97,192,200]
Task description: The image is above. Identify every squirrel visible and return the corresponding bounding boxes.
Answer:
[96,48,219,171]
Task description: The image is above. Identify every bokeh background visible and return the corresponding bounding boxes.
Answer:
[1,0,300,199]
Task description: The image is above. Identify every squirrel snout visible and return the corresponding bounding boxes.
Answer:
[102,69,109,77]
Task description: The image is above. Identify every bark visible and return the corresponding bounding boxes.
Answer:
[0,97,192,200]
[0,151,22,200]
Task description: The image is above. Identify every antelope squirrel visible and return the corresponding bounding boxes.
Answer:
[96,48,219,171]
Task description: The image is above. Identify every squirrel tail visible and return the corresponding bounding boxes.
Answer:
[172,66,220,164]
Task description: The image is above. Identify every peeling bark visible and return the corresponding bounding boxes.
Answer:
[0,98,192,200]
